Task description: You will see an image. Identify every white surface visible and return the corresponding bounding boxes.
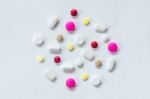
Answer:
[0,0,150,99]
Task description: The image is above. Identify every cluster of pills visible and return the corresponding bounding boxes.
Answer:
[33,9,119,89]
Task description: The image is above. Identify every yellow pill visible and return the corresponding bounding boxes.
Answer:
[82,18,90,25]
[80,73,89,81]
[36,55,45,63]
[66,43,75,52]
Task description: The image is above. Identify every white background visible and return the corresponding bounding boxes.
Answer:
[0,0,150,99]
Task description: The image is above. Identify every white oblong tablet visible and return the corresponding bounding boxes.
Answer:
[48,45,61,54]
[32,34,45,46]
[91,75,102,87]
[74,35,85,46]
[94,23,108,33]
[48,16,59,29]
[101,34,110,43]
[43,68,57,81]
[105,57,116,72]
[75,59,84,68]
[82,49,95,61]
[61,64,74,73]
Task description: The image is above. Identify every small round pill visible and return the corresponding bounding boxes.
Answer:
[54,56,61,63]
[95,60,102,68]
[80,73,89,81]
[66,77,76,88]
[36,55,45,63]
[107,42,118,53]
[66,43,75,52]
[32,34,44,46]
[70,9,78,16]
[91,75,102,87]
[91,41,98,48]
[82,18,90,25]
[65,21,76,32]
[56,34,64,42]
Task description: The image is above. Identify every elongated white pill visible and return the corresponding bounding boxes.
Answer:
[105,57,116,72]
[75,59,84,68]
[48,16,59,29]
[43,68,57,81]
[48,45,61,54]
[101,34,110,43]
[91,75,102,87]
[94,23,108,33]
[82,49,95,61]
[74,35,85,46]
[32,34,44,46]
[62,64,74,73]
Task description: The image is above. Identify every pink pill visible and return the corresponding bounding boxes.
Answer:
[65,21,75,32]
[107,42,118,53]
[66,77,76,88]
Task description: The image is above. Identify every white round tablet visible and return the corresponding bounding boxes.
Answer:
[32,34,45,46]
[91,75,102,87]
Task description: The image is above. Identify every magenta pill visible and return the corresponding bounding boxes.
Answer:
[66,77,76,88]
[65,21,75,32]
[107,42,118,53]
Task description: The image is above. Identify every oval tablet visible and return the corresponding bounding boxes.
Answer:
[48,16,59,29]
[94,23,108,33]
[48,45,61,54]
[43,68,57,81]
[105,57,116,72]
[62,64,74,73]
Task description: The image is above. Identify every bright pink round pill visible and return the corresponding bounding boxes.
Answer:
[66,78,76,88]
[65,21,75,32]
[107,42,118,53]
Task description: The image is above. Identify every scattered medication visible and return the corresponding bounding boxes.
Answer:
[91,75,102,87]
[82,49,95,61]
[43,68,57,81]
[56,34,64,42]
[54,56,61,63]
[48,16,59,29]
[70,9,78,16]
[33,34,44,46]
[101,34,110,43]
[95,60,102,68]
[94,23,108,33]
[82,18,90,25]
[105,57,116,72]
[48,45,61,54]
[66,43,75,52]
[65,21,76,32]
[80,73,89,81]
[62,64,74,73]
[66,77,76,88]
[74,35,85,46]
[91,41,98,48]
[36,55,45,63]
[107,41,118,54]
[75,59,84,68]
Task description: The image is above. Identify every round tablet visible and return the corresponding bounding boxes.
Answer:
[70,9,78,16]
[65,21,75,32]
[33,34,44,46]
[95,60,102,68]
[56,34,64,42]
[80,73,89,81]
[107,42,118,53]
[91,75,102,87]
[66,43,75,52]
[66,78,76,88]
[91,41,98,48]
[36,55,45,63]
[82,18,90,25]
[54,56,61,63]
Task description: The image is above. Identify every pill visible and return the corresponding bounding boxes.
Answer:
[54,56,61,63]
[32,34,44,46]
[75,59,84,68]
[48,45,61,54]
[80,73,89,81]
[65,21,76,32]
[66,43,75,52]
[62,64,75,73]
[101,34,110,43]
[94,23,108,33]
[105,57,116,72]
[82,18,90,25]
[91,75,102,87]
[43,68,57,81]
[95,60,102,68]
[36,55,45,63]
[82,49,95,61]
[56,34,64,42]
[107,41,118,54]
[74,35,85,46]
[91,41,98,48]
[66,77,76,88]
[48,16,59,29]
[70,9,78,16]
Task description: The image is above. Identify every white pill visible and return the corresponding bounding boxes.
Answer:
[43,68,57,81]
[105,57,116,72]
[32,34,44,46]
[91,75,102,87]
[48,16,59,29]
[75,59,84,68]
[62,64,74,73]
[48,45,61,54]
[94,23,108,33]
[82,49,95,61]
[74,35,85,46]
[101,34,110,43]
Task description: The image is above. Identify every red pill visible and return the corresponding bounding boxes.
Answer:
[70,9,78,16]
[91,41,98,48]
[54,56,61,63]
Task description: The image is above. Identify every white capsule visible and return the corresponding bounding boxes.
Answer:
[94,23,108,33]
[61,64,74,73]
[75,59,84,68]
[43,68,57,81]
[82,49,95,61]
[32,34,44,46]
[91,75,102,87]
[74,35,85,46]
[48,16,59,29]
[48,45,61,54]
[105,57,116,72]
[101,34,110,43]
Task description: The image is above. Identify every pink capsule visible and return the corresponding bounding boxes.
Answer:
[107,42,118,54]
[66,77,76,88]
[65,21,75,32]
